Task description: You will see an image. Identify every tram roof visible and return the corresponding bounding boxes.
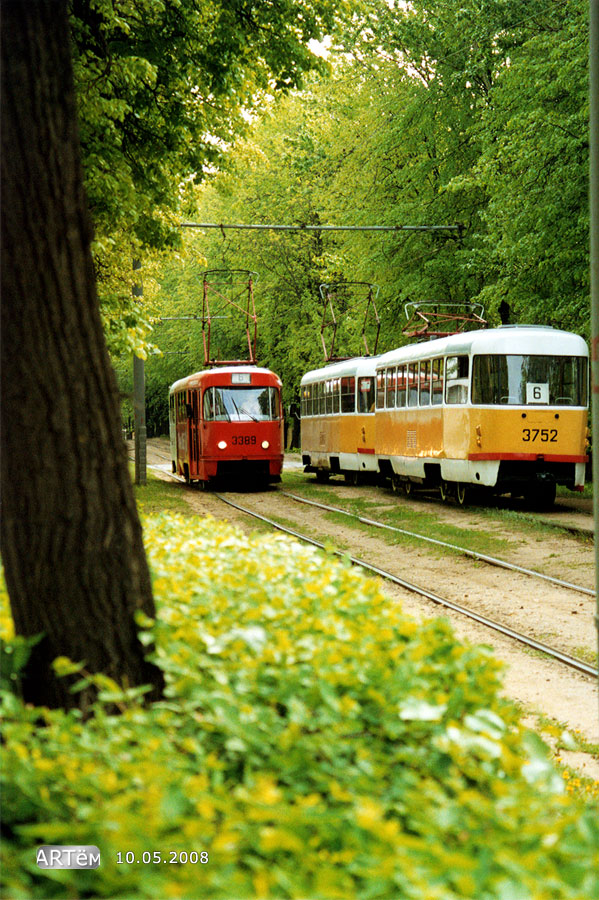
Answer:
[300,356,380,385]
[374,326,588,368]
[169,366,280,394]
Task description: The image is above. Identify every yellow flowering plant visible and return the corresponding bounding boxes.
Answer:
[1,514,598,899]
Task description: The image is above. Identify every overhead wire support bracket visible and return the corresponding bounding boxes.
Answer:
[180,222,460,233]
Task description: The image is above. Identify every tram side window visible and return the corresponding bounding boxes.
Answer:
[431,358,444,405]
[407,363,419,407]
[325,380,333,415]
[445,356,470,404]
[385,368,397,408]
[341,376,356,413]
[397,365,407,407]
[301,385,309,417]
[306,384,313,417]
[318,381,326,415]
[203,388,221,420]
[333,378,341,414]
[169,395,175,424]
[376,372,385,409]
[359,377,375,413]
[419,360,431,406]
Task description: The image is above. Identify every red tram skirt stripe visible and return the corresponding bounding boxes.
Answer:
[468,452,588,463]
[357,447,376,454]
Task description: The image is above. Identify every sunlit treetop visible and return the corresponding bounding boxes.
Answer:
[69,0,348,248]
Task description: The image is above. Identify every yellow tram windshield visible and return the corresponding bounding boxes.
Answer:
[472,355,587,407]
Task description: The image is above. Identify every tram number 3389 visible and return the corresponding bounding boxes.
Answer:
[231,435,257,445]
[522,428,558,443]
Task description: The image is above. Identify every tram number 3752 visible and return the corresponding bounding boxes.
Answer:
[231,435,257,445]
[522,428,558,443]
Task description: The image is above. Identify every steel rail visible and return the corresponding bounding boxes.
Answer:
[212,492,598,679]
[279,491,594,597]
[145,461,591,596]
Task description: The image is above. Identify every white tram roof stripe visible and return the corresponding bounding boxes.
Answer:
[300,356,380,385]
[374,326,587,370]
[170,366,279,394]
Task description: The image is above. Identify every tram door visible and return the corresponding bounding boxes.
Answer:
[189,390,200,474]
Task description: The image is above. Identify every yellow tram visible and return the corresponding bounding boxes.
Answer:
[300,326,588,507]
[300,357,377,483]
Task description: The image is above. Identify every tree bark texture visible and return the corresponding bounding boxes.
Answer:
[1,0,164,709]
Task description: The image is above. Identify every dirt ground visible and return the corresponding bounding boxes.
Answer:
[142,439,599,781]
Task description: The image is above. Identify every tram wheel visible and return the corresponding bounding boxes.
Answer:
[439,480,450,502]
[315,469,330,483]
[344,471,359,486]
[455,482,469,506]
[391,475,402,494]
[403,480,414,497]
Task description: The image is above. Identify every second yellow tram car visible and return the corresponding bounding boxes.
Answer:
[301,326,588,507]
[300,357,377,483]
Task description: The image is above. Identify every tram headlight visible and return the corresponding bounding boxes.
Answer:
[218,440,227,450]
[261,440,270,449]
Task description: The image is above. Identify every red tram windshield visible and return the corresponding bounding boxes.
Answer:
[203,385,279,421]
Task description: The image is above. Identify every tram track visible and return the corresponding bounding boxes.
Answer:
[278,490,593,598]
[212,492,599,678]
[137,447,597,681]
[139,450,592,595]
[211,491,597,680]
[133,443,593,534]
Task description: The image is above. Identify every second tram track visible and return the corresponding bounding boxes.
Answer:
[211,491,597,679]
[278,490,593,597]
[142,459,597,679]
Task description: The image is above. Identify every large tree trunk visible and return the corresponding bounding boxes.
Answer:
[1,0,164,710]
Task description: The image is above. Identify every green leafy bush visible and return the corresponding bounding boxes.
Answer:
[1,514,597,899]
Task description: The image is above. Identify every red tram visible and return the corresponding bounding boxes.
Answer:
[169,366,284,488]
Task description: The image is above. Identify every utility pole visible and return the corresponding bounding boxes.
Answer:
[132,259,146,485]
[590,0,599,719]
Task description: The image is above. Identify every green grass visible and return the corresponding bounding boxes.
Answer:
[284,469,596,550]
[133,470,192,516]
[474,502,593,543]
[557,482,592,500]
[571,645,599,666]
[281,472,518,560]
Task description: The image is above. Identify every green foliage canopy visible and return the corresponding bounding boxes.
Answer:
[110,0,589,414]
[68,0,352,356]
[470,0,589,329]
[69,0,344,248]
